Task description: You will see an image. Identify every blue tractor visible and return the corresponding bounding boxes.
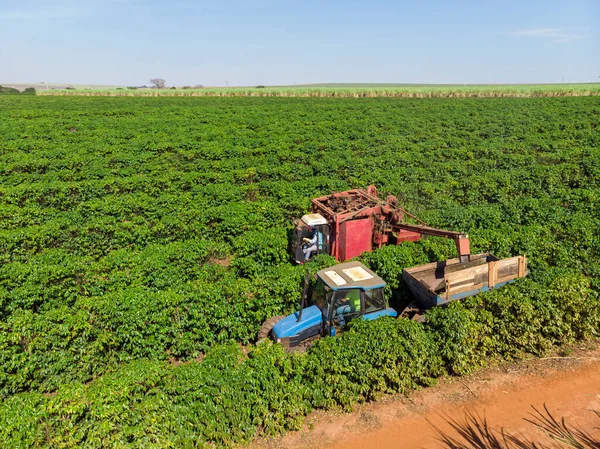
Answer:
[257,261,398,348]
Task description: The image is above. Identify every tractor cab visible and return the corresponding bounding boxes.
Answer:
[271,262,398,348]
[292,213,331,264]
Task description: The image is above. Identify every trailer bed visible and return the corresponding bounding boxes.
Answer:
[403,253,528,308]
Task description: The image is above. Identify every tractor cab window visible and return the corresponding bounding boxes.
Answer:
[331,289,361,327]
[364,288,386,314]
[294,227,310,254]
[314,225,330,252]
[311,278,328,311]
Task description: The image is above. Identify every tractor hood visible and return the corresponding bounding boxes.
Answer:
[272,305,322,339]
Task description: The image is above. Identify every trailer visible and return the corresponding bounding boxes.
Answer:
[402,253,528,309]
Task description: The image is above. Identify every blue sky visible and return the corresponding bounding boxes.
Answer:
[1,0,598,86]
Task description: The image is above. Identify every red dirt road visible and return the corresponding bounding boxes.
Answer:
[252,345,600,449]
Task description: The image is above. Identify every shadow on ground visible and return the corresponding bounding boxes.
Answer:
[432,405,600,449]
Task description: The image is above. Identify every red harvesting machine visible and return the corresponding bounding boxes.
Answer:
[293,185,471,264]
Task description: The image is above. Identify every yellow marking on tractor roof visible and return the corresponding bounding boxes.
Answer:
[324,270,347,286]
[342,266,373,282]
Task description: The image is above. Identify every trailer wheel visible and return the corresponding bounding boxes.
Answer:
[257,315,286,342]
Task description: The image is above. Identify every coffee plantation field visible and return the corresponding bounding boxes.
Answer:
[0,95,599,447]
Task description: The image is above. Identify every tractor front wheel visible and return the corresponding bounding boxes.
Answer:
[257,315,286,341]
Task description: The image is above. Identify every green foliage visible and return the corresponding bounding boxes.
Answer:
[425,271,600,375]
[166,343,311,445]
[232,228,288,277]
[425,302,489,375]
[305,318,443,409]
[0,344,311,448]
[0,95,599,447]
[0,85,21,95]
[361,244,430,300]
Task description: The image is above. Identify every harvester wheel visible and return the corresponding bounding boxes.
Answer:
[257,315,286,341]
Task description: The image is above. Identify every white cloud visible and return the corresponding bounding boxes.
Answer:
[508,27,583,43]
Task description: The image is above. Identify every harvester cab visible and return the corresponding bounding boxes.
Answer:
[292,213,331,264]
[264,262,397,348]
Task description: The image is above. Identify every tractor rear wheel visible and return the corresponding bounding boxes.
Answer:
[257,315,286,341]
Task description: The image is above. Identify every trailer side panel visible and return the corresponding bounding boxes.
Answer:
[403,254,528,308]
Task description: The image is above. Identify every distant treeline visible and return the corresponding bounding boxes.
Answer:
[0,86,36,95]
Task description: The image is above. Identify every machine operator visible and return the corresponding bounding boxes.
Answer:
[302,227,318,262]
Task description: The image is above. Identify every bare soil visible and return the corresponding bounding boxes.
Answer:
[250,343,600,449]
[210,255,233,267]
